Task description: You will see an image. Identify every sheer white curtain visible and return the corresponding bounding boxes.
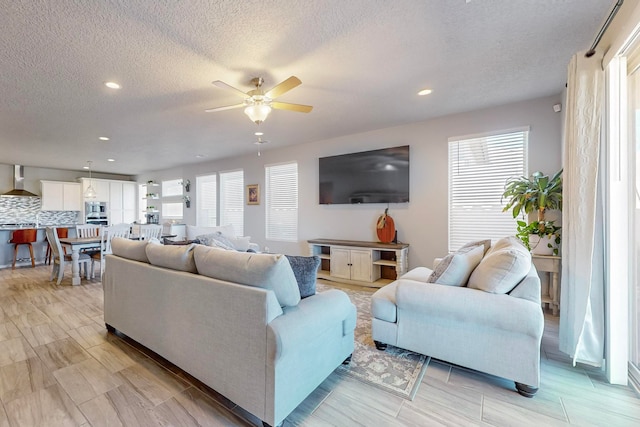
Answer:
[559,51,606,366]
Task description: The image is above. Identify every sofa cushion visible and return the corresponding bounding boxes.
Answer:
[194,245,301,307]
[468,238,531,294]
[427,244,485,287]
[145,243,198,273]
[186,224,235,240]
[285,255,320,299]
[110,237,149,263]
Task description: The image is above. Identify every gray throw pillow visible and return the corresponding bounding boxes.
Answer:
[285,255,321,298]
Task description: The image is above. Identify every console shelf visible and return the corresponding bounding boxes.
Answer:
[308,239,409,288]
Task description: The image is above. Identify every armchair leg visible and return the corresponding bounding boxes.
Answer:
[515,382,538,398]
[342,354,352,365]
[374,341,387,351]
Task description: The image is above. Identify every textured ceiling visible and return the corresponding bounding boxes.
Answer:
[0,0,612,175]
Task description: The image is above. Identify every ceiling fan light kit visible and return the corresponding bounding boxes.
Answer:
[206,76,312,125]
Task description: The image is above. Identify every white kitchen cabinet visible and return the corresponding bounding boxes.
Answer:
[79,178,137,224]
[40,181,82,211]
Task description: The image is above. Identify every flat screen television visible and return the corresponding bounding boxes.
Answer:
[319,145,410,204]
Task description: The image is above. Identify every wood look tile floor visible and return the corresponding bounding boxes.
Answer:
[0,266,639,427]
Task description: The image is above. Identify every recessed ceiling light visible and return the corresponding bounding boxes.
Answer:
[107,158,115,162]
[418,89,432,96]
[99,137,110,141]
[83,166,89,170]
[195,154,206,158]
[105,81,121,89]
[254,131,264,136]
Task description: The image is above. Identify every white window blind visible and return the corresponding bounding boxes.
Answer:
[196,174,217,227]
[220,170,244,236]
[162,202,183,220]
[448,128,528,251]
[266,162,298,241]
[162,179,183,197]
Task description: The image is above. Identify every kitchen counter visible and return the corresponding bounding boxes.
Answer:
[0,225,78,269]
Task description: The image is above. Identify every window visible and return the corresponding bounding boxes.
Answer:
[161,178,183,221]
[162,179,183,197]
[266,162,298,241]
[448,128,528,251]
[220,170,244,235]
[196,174,217,227]
[162,202,183,220]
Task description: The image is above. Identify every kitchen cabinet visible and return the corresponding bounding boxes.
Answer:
[79,178,137,224]
[40,181,82,211]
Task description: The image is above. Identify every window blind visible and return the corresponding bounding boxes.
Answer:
[196,174,217,227]
[448,129,528,251]
[162,179,183,197]
[162,202,183,220]
[220,170,244,236]
[266,162,298,241]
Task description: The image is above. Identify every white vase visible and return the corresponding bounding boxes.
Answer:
[529,235,556,255]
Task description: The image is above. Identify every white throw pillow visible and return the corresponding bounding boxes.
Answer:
[145,243,198,273]
[427,244,485,287]
[193,245,301,307]
[229,236,251,251]
[110,237,149,263]
[467,240,531,294]
[186,224,236,240]
[486,236,522,256]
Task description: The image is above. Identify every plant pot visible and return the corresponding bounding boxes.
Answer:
[529,235,557,255]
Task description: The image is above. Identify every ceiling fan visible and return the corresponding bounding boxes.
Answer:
[205,76,313,124]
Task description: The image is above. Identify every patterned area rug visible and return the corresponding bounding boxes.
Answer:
[317,282,429,400]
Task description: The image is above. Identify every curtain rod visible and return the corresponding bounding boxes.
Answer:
[585,0,624,58]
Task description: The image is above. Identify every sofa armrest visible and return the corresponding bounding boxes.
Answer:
[267,289,356,362]
[395,280,543,338]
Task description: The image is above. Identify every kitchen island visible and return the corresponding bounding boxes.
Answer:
[0,225,78,270]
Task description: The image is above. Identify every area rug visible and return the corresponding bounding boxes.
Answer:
[317,282,429,400]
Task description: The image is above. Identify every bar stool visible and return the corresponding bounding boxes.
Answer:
[45,227,68,265]
[10,228,37,270]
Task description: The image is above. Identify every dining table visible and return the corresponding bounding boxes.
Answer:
[58,236,102,285]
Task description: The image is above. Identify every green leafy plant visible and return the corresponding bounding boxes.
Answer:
[502,170,563,225]
[516,220,561,256]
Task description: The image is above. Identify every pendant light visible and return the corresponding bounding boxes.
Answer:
[84,161,97,199]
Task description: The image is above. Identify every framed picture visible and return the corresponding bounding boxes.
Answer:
[247,184,259,205]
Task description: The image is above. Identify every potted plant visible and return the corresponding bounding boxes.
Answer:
[502,169,563,254]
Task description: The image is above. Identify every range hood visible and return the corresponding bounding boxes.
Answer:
[1,165,39,197]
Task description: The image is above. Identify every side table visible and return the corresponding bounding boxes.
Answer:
[531,254,561,316]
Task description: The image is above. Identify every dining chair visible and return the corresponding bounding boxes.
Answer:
[91,224,131,279]
[46,227,91,285]
[45,227,68,265]
[76,224,102,238]
[139,224,162,241]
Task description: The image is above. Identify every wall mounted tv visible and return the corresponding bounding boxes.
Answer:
[319,145,410,204]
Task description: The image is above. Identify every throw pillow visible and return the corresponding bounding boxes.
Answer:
[186,224,236,240]
[460,239,492,256]
[196,232,236,251]
[427,244,485,287]
[110,237,149,263]
[193,245,301,307]
[285,255,321,298]
[145,243,198,273]
[486,236,523,256]
[467,239,531,294]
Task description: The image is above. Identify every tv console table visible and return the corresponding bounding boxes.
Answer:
[308,239,409,288]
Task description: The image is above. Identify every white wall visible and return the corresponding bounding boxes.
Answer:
[137,94,562,269]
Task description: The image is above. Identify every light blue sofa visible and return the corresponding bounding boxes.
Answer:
[104,239,356,426]
[371,237,544,397]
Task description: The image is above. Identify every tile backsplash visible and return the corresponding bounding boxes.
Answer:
[0,196,79,225]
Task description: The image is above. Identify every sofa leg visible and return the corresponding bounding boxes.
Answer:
[105,323,115,333]
[262,422,282,427]
[515,382,538,398]
[342,354,352,365]
[374,340,387,351]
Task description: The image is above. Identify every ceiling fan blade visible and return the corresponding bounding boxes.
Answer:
[265,76,302,99]
[271,101,313,113]
[212,80,248,98]
[204,103,245,112]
